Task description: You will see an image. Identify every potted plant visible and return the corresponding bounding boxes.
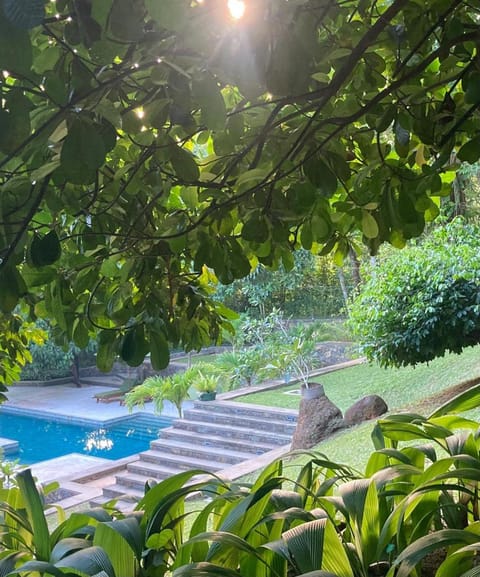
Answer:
[194,371,220,401]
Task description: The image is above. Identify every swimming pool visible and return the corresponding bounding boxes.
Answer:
[0,410,172,464]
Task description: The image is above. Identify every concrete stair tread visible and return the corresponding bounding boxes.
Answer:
[159,428,280,452]
[98,397,297,504]
[174,419,292,440]
[192,401,298,420]
[142,443,254,462]
[100,481,146,500]
[129,452,225,472]
[183,408,297,430]
[114,469,209,492]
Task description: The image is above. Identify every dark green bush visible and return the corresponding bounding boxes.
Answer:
[349,219,480,367]
[20,322,97,380]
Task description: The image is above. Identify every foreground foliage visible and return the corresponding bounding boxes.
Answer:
[1,0,480,377]
[349,219,480,367]
[3,384,480,576]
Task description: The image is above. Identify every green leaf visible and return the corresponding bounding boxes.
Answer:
[120,325,149,367]
[303,156,338,197]
[29,231,61,267]
[311,215,331,242]
[96,331,117,373]
[55,545,115,576]
[170,144,200,182]
[93,519,141,576]
[457,137,480,164]
[236,168,269,192]
[50,538,90,563]
[3,0,45,29]
[109,0,144,41]
[393,530,480,577]
[0,7,32,73]
[361,211,379,239]
[376,104,396,132]
[429,383,480,419]
[61,117,108,184]
[22,265,57,288]
[149,329,170,370]
[145,0,188,31]
[145,99,171,129]
[193,72,227,131]
[242,213,269,243]
[0,266,25,312]
[72,318,90,349]
[16,469,51,562]
[465,72,480,105]
[173,562,243,577]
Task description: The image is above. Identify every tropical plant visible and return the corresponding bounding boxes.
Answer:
[0,468,142,577]
[349,219,480,367]
[215,347,268,388]
[125,371,194,418]
[3,382,480,577]
[193,371,220,394]
[2,0,480,379]
[0,313,45,386]
[216,251,350,318]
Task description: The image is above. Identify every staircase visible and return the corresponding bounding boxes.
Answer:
[95,400,298,505]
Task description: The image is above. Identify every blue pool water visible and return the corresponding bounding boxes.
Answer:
[0,412,172,464]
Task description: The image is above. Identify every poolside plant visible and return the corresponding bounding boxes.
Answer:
[125,372,193,418]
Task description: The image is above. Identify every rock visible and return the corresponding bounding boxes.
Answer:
[291,383,345,450]
[344,395,388,426]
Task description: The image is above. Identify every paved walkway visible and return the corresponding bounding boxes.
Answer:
[4,383,189,420]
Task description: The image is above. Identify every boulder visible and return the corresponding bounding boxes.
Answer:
[344,395,388,426]
[291,384,345,450]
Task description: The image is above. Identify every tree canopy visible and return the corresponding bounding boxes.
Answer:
[1,0,480,378]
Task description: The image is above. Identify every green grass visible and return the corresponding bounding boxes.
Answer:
[233,346,480,483]
[234,345,480,413]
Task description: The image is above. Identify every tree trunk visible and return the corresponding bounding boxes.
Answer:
[336,267,349,311]
[349,247,362,289]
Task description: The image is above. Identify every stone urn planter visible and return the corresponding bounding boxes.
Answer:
[291,382,345,450]
[198,391,217,401]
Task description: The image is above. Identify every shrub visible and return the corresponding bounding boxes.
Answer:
[349,219,480,367]
[20,322,97,381]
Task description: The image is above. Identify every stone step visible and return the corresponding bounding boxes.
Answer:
[101,478,146,500]
[128,453,225,477]
[90,493,144,511]
[113,468,191,493]
[142,442,251,465]
[183,408,296,434]
[157,429,276,455]
[193,400,298,423]
[172,420,291,446]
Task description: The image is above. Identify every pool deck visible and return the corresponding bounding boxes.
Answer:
[0,382,194,512]
[3,382,186,421]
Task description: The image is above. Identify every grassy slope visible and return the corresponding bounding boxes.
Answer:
[234,346,480,479]
[234,345,480,413]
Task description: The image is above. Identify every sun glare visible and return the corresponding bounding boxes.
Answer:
[228,0,246,19]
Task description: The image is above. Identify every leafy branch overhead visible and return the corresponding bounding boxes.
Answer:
[1,0,480,372]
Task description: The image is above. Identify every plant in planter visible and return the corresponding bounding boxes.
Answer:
[194,372,220,401]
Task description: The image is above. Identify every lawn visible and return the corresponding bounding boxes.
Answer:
[233,345,480,482]
[234,345,480,414]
